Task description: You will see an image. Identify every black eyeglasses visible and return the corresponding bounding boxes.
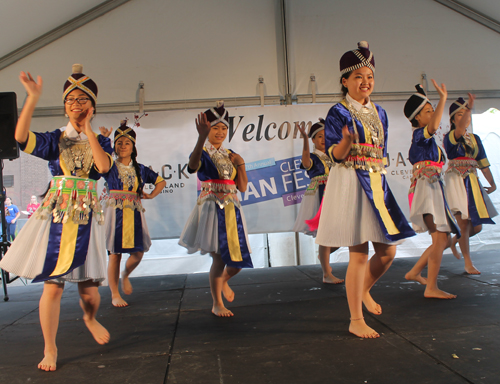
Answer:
[65,97,90,105]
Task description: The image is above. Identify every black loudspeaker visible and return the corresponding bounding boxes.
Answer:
[0,92,19,160]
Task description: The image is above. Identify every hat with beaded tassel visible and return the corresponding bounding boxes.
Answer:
[339,41,375,75]
[114,120,136,145]
[63,64,98,107]
[204,100,229,127]
[449,97,469,120]
[308,118,325,139]
[404,84,430,121]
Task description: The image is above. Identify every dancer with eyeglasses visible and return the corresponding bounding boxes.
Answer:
[0,64,112,371]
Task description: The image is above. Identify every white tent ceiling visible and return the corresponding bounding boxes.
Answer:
[0,0,499,115]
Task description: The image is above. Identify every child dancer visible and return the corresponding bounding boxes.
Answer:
[312,42,415,338]
[179,101,253,317]
[403,82,460,299]
[444,95,497,274]
[103,121,166,307]
[293,119,343,284]
[0,65,112,371]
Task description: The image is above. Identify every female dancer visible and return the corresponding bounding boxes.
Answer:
[293,119,343,284]
[103,121,166,307]
[444,95,497,274]
[179,101,253,317]
[0,65,112,371]
[403,82,459,299]
[312,42,415,338]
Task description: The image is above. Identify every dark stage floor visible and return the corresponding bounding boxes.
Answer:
[1,250,499,384]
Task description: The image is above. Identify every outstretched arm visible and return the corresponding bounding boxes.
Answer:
[454,93,475,140]
[15,72,43,144]
[297,123,311,169]
[427,79,447,135]
[188,113,211,171]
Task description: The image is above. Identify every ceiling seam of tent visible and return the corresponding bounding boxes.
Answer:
[434,0,500,34]
[0,0,131,71]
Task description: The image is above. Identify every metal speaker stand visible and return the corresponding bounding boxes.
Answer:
[0,159,20,301]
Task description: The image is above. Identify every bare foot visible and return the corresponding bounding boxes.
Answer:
[80,300,110,344]
[349,319,380,338]
[121,272,133,295]
[424,287,457,299]
[112,296,129,307]
[362,292,382,315]
[465,265,481,275]
[405,272,428,285]
[323,273,344,284]
[38,350,57,372]
[222,282,235,302]
[449,236,461,260]
[212,304,234,317]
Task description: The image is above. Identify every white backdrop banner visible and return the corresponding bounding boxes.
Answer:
[97,102,500,253]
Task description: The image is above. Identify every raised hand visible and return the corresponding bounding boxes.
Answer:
[82,107,95,136]
[19,71,43,98]
[467,92,476,110]
[195,113,211,139]
[431,79,447,100]
[296,123,307,138]
[99,126,113,138]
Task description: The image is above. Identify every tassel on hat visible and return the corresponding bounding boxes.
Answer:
[204,100,229,127]
[339,41,375,75]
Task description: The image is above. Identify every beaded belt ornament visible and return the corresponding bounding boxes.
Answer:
[103,190,144,212]
[36,176,104,225]
[340,143,386,173]
[198,179,240,209]
[408,160,444,195]
[305,175,328,196]
[446,157,478,178]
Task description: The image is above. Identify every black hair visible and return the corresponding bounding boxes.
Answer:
[131,147,144,196]
[40,182,51,199]
[340,71,352,97]
[410,117,420,128]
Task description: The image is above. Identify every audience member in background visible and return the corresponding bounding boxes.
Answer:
[5,197,20,241]
[26,195,40,218]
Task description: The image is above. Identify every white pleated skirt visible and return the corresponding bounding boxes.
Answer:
[292,190,321,237]
[409,178,450,233]
[0,214,107,285]
[178,200,252,255]
[103,205,152,254]
[444,172,498,220]
[315,166,393,247]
